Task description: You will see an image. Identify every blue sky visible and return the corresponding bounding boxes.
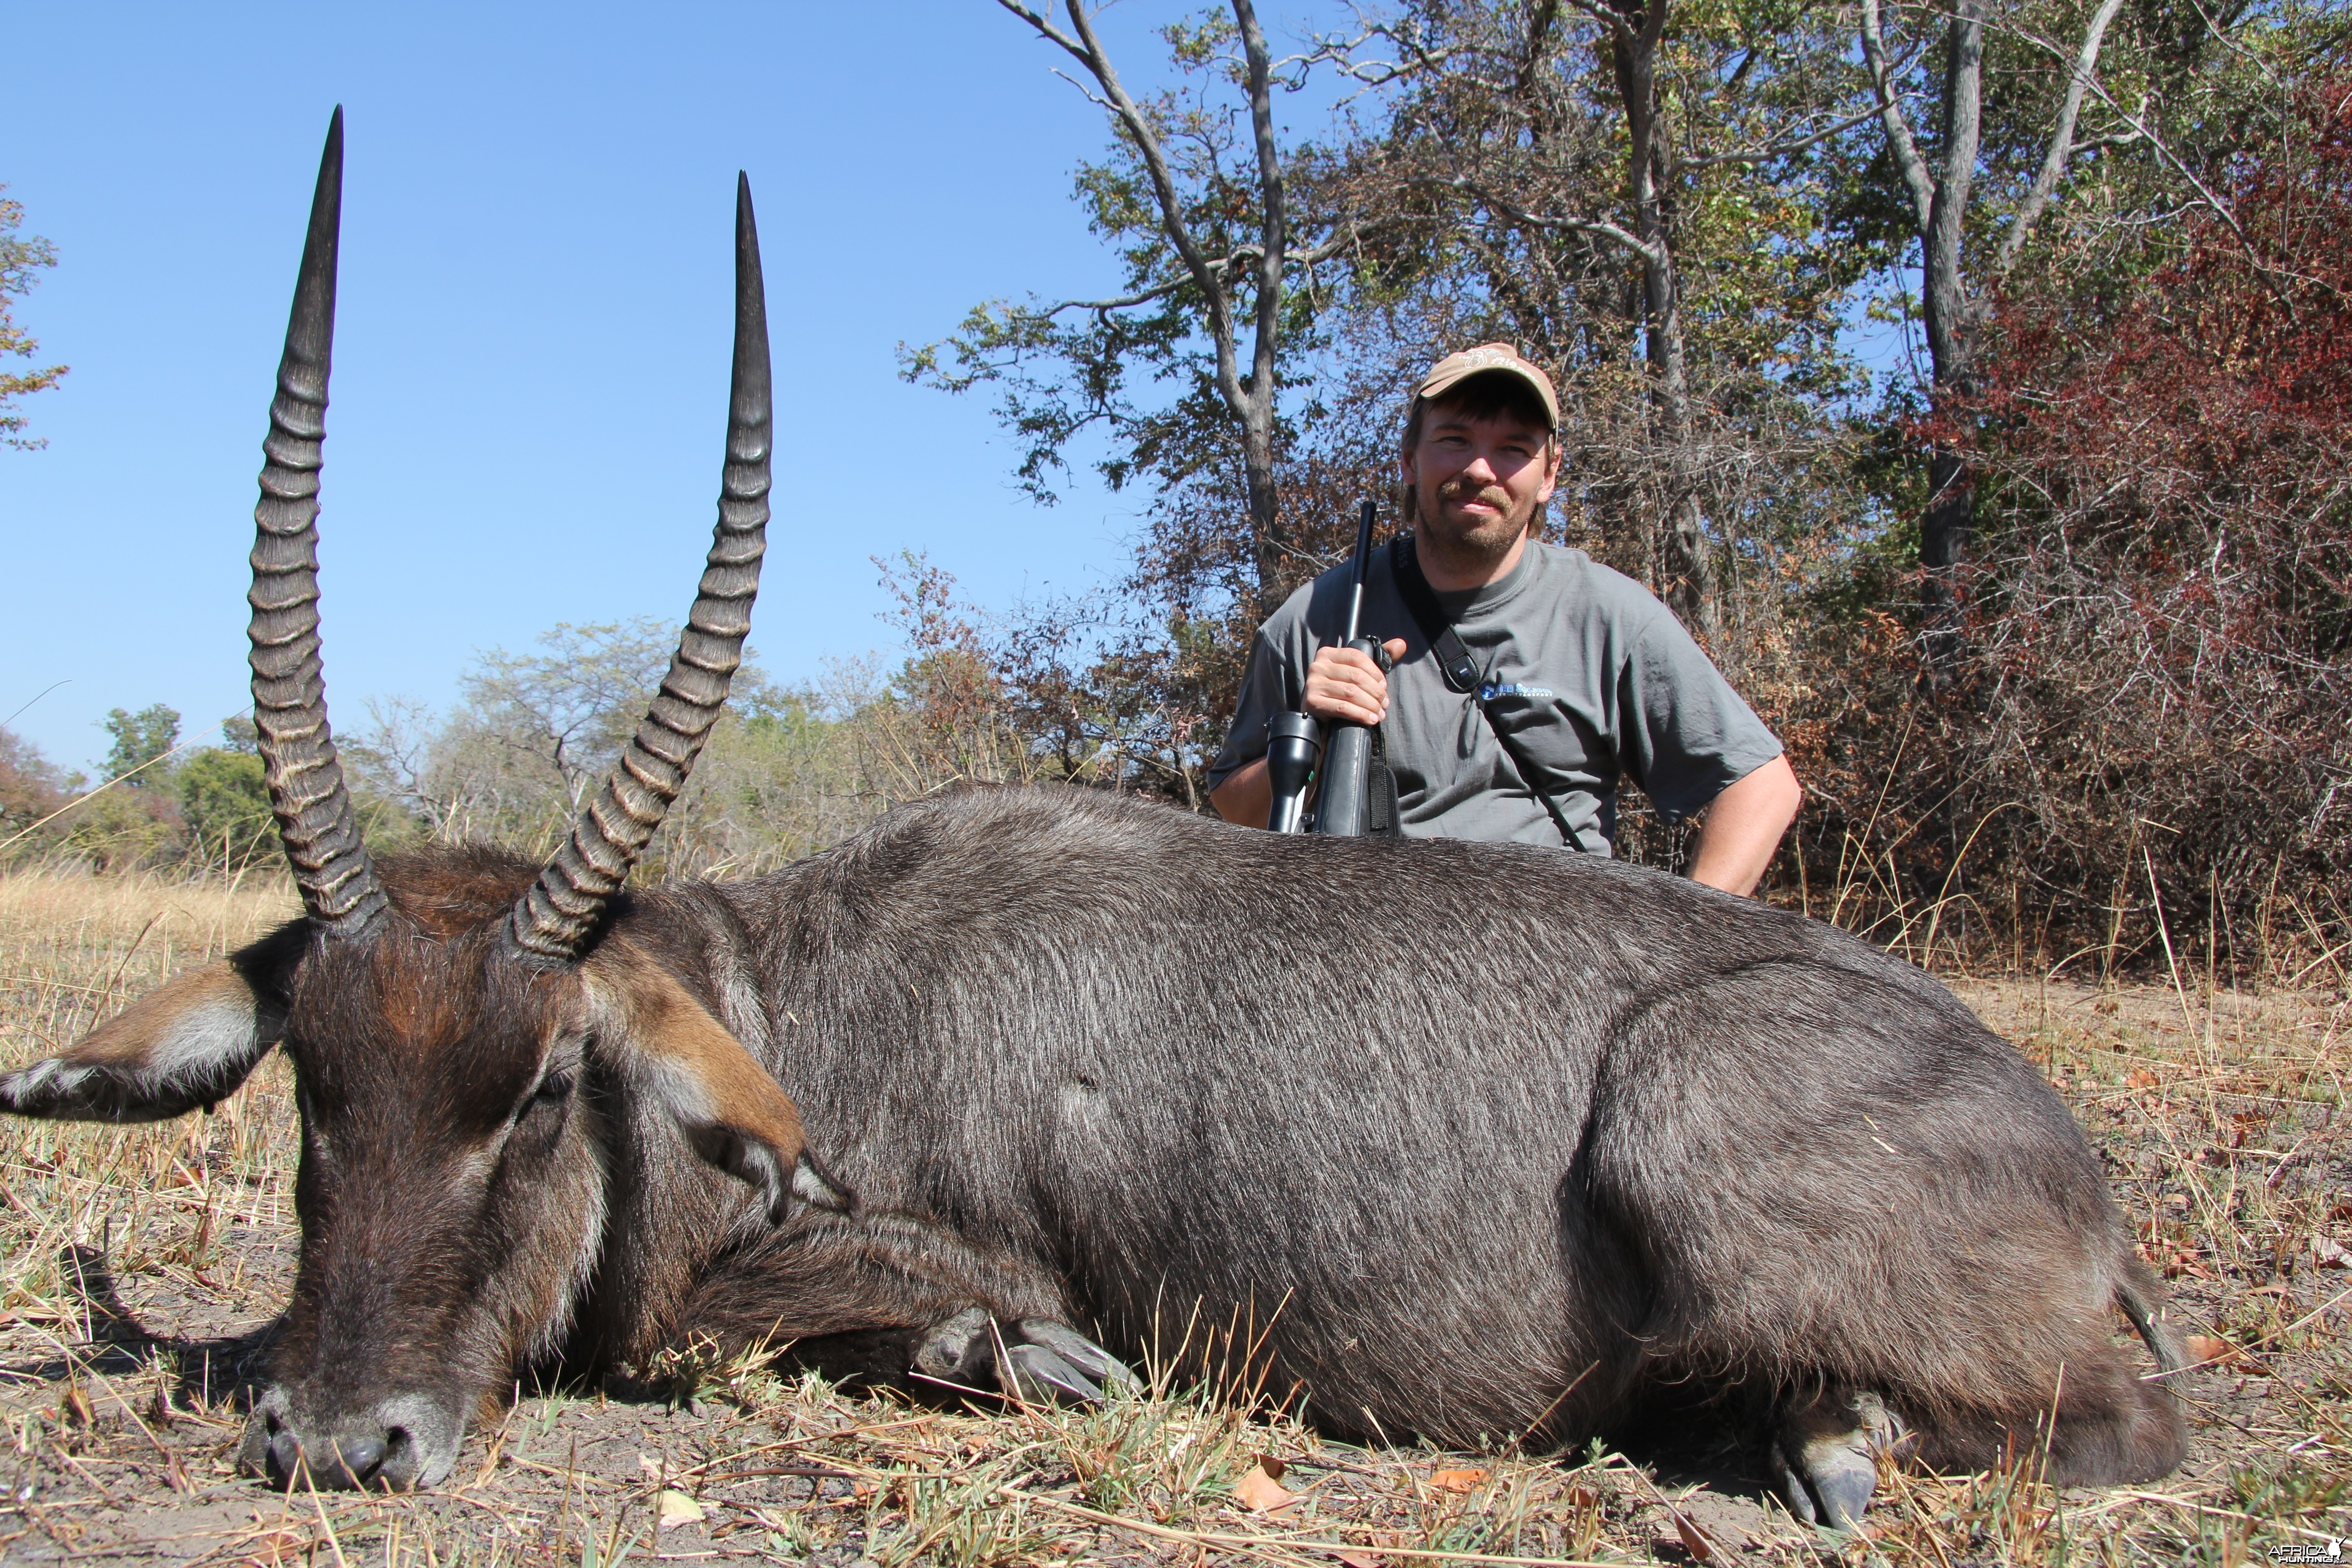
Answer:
[3,5,1343,772]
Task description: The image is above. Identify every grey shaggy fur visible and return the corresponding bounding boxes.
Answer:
[601,788,2183,1484]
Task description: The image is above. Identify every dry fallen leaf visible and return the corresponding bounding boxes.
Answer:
[657,1489,704,1529]
[2125,1068,2160,1088]
[1329,1550,1383,1568]
[1673,1515,1718,1562]
[1233,1460,1298,1513]
[2312,1235,2349,1269]
[1431,1467,1488,1493]
[2184,1333,2238,1365]
[58,1384,93,1427]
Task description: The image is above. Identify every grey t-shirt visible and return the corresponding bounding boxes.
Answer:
[1208,538,1783,853]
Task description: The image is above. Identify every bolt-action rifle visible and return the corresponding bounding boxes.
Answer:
[1264,499,1393,837]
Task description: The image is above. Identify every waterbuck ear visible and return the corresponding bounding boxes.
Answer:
[582,943,854,1222]
[0,960,285,1123]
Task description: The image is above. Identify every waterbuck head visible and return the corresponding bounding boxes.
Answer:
[0,110,848,1491]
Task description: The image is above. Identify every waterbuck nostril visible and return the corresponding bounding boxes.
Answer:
[261,1427,392,1490]
[266,1429,304,1486]
[328,1434,387,1488]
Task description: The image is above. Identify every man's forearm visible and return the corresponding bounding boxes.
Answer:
[1210,760,1271,826]
[1687,755,1803,897]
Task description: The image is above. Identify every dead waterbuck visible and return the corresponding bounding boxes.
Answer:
[0,113,2186,1524]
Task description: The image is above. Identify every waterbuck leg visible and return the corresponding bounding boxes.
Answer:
[1772,1387,1908,1530]
[664,1208,1128,1402]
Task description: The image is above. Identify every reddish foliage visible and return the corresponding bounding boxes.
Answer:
[1886,77,2352,961]
[1976,78,2352,568]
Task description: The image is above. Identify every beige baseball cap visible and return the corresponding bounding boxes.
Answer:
[1415,342,1559,431]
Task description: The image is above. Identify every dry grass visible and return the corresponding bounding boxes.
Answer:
[0,868,2342,1565]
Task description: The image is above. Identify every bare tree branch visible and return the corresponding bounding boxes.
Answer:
[1035,235,1359,319]
[1681,105,1886,170]
[1236,0,1287,439]
[1995,0,2129,274]
[1860,0,1935,234]
[1319,13,1461,92]
[1004,0,1251,416]
[2068,67,2301,318]
[1562,0,1637,46]
[991,0,1314,594]
[1414,176,1663,267]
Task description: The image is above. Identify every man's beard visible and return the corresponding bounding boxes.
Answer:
[1416,474,1536,566]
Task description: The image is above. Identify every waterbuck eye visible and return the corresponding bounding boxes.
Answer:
[531,1071,575,1108]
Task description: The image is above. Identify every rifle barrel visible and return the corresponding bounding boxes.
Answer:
[1341,497,1376,646]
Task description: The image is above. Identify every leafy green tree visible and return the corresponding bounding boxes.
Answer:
[176,748,274,871]
[908,1,1358,603]
[1842,0,2297,675]
[0,186,67,450]
[0,726,68,838]
[457,618,677,812]
[101,704,181,786]
[1328,0,1873,637]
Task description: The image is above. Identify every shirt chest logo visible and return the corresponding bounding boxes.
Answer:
[1479,681,1554,702]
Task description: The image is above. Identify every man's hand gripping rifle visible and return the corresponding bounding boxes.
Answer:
[1264,499,1394,836]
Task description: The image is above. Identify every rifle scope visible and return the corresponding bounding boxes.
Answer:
[1262,711,1322,834]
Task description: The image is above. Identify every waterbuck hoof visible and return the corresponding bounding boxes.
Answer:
[910,1309,1134,1406]
[1775,1438,1876,1530]
[1003,1342,1107,1404]
[1774,1388,1905,1531]
[1014,1318,1138,1393]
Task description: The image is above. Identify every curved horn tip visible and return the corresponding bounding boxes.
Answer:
[509,164,770,956]
[735,173,758,239]
[246,97,386,936]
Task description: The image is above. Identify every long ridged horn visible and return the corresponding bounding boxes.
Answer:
[248,107,388,938]
[505,175,772,962]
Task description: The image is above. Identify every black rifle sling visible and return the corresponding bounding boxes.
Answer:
[1389,534,1582,851]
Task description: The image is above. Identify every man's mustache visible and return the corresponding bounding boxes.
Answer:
[1438,479,1514,512]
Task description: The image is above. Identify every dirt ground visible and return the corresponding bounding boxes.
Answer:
[0,869,2343,1566]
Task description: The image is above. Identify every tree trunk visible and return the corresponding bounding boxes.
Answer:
[1001,0,1301,612]
[1611,4,1718,637]
[1233,0,1293,611]
[1241,398,1284,599]
[1916,0,1985,681]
